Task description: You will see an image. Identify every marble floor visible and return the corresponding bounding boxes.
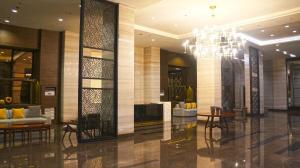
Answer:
[0,112,300,168]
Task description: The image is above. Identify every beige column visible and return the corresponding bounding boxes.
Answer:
[134,47,145,104]
[144,47,160,104]
[62,31,79,121]
[197,56,222,117]
[118,4,135,135]
[272,55,287,110]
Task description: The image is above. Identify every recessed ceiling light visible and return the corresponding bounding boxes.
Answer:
[275,44,279,47]
[283,51,288,55]
[11,8,18,13]
[58,18,63,22]
[4,19,10,23]
[285,25,290,28]
[260,29,265,32]
[290,53,296,57]
[276,49,280,52]
[293,30,297,33]
[270,34,275,37]
[78,4,81,8]
[151,39,156,42]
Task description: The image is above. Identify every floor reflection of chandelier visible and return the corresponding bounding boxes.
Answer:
[183,26,245,59]
[183,1,245,59]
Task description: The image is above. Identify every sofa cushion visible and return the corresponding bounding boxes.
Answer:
[12,108,25,119]
[0,117,47,124]
[27,105,41,118]
[0,109,7,119]
[191,102,197,109]
[186,103,191,109]
[179,102,186,108]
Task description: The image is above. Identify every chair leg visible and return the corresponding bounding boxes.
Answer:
[62,131,67,141]
[205,116,210,135]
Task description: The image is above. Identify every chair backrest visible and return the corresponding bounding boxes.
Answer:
[210,106,223,116]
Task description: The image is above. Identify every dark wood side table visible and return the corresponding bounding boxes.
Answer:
[198,112,235,137]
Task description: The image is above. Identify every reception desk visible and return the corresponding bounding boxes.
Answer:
[134,103,163,122]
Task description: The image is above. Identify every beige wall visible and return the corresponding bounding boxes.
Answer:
[62,31,79,121]
[144,47,161,104]
[134,47,145,104]
[118,4,135,135]
[197,56,222,115]
[272,55,287,110]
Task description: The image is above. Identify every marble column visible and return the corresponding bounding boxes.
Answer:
[244,45,264,115]
[134,47,145,104]
[144,47,161,104]
[118,4,135,135]
[272,55,287,110]
[62,31,79,121]
[197,56,222,119]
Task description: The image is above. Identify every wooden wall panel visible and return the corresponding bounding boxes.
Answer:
[62,31,79,121]
[0,23,38,49]
[40,30,60,116]
[118,4,135,135]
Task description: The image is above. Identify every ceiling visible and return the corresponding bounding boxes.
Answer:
[0,0,300,57]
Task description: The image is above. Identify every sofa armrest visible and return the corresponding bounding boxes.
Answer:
[41,114,52,124]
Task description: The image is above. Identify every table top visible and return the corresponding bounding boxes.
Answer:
[0,123,50,130]
[197,112,235,117]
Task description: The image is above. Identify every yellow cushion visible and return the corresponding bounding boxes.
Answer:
[191,102,197,109]
[0,109,7,119]
[12,108,25,119]
[186,103,191,109]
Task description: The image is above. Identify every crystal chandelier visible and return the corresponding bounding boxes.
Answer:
[183,2,245,59]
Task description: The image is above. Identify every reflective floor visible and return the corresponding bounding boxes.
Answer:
[1,112,300,168]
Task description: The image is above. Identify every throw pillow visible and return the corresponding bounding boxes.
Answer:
[0,109,7,119]
[186,103,191,109]
[191,102,197,109]
[27,105,41,118]
[12,108,25,119]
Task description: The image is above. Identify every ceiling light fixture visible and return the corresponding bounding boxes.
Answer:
[285,25,290,28]
[290,53,296,57]
[276,49,280,52]
[58,18,63,22]
[270,34,275,37]
[260,29,265,32]
[183,2,245,59]
[151,39,156,42]
[275,44,279,47]
[4,19,10,23]
[293,30,297,33]
[283,51,288,55]
[11,7,18,13]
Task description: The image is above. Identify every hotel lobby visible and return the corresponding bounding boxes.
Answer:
[1,0,300,167]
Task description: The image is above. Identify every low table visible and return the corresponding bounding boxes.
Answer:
[0,123,51,146]
[198,112,235,137]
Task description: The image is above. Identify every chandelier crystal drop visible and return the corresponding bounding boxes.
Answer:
[183,26,245,59]
[183,1,246,59]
